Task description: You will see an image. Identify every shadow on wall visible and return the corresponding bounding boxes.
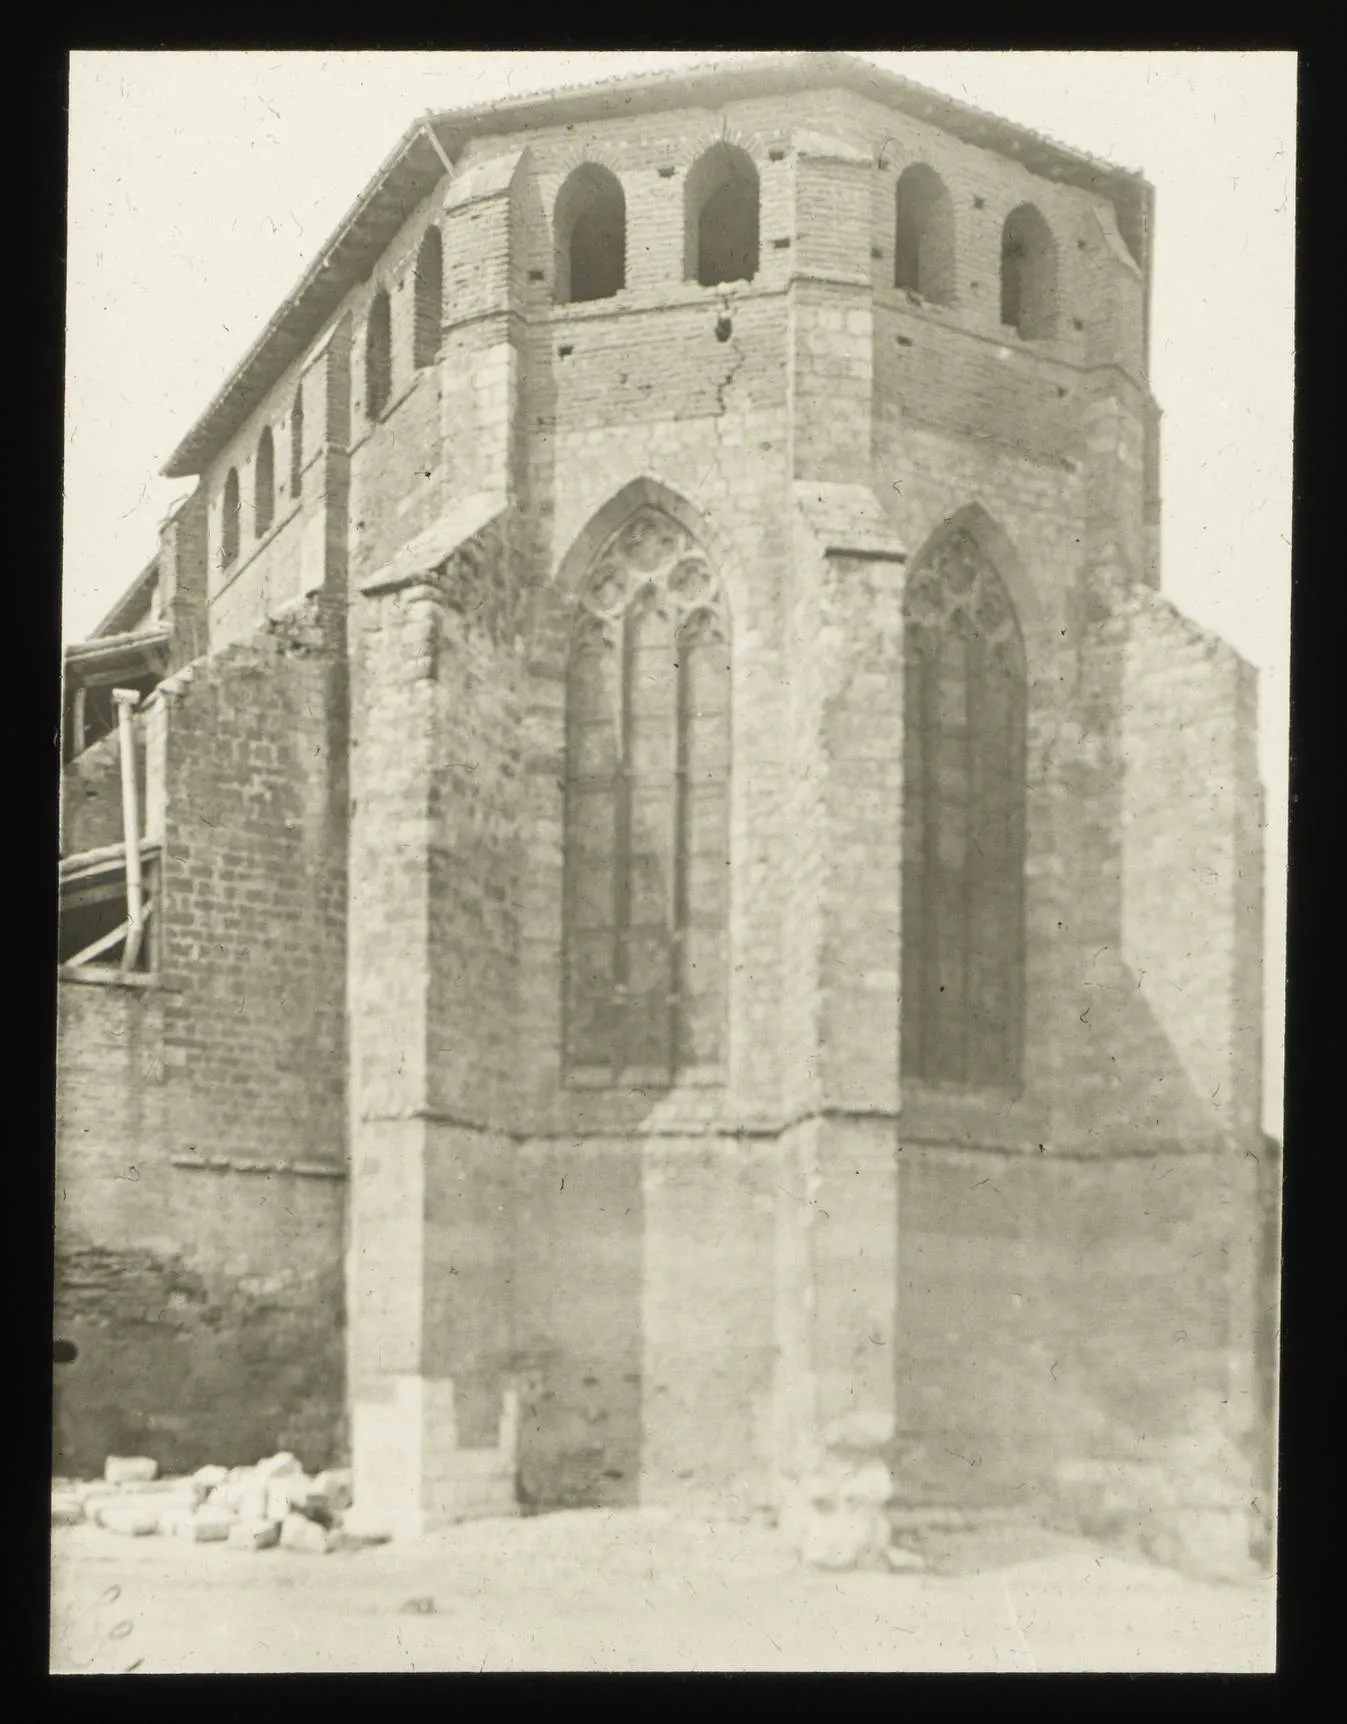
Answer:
[1062,948,1221,1146]
[512,1149,645,1511]
[1053,576,1239,1150]
[51,1246,346,1479]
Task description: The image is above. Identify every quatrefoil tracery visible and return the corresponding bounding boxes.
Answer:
[574,508,726,648]
[904,530,1024,675]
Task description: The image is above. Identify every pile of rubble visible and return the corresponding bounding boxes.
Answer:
[51,1453,369,1554]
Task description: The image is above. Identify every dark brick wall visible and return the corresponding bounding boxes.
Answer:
[513,1135,776,1517]
[160,485,210,673]
[53,1214,345,1479]
[157,602,347,1171]
[892,1144,1233,1510]
[55,592,349,1478]
[60,729,133,858]
[54,977,347,1478]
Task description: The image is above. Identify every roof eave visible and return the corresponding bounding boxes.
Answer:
[162,119,453,479]
[89,556,161,640]
[64,628,171,678]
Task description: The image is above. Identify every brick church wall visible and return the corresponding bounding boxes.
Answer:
[55,63,1267,1567]
[55,601,348,1477]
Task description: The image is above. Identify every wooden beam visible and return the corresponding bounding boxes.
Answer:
[65,919,130,968]
[60,838,161,883]
[64,897,154,969]
[420,123,455,177]
[113,690,146,972]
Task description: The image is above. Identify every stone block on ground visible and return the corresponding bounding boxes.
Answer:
[193,1465,229,1492]
[238,1485,271,1521]
[158,1507,194,1539]
[312,1469,354,1513]
[217,1466,259,1504]
[799,1458,893,1510]
[801,1507,891,1571]
[327,1511,390,1548]
[104,1456,157,1486]
[92,1493,153,1525]
[97,1502,161,1537]
[208,1474,253,1512]
[51,1493,84,1527]
[280,1511,337,1553]
[212,1476,269,1520]
[265,1474,315,1522]
[171,1505,237,1543]
[885,1544,928,1572]
[229,1517,282,1551]
[150,1478,206,1506]
[74,1482,122,1503]
[255,1452,303,1481]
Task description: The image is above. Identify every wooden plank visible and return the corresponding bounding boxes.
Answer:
[114,689,147,973]
[60,839,161,883]
[63,895,154,969]
[65,919,130,968]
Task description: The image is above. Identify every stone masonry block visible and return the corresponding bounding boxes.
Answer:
[281,1510,338,1554]
[51,1493,84,1527]
[97,1503,161,1537]
[229,1517,282,1551]
[104,1456,158,1486]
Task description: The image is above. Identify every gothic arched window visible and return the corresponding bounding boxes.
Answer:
[564,507,731,1085]
[901,529,1027,1092]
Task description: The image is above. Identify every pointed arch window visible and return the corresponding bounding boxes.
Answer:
[901,528,1027,1092]
[564,507,731,1085]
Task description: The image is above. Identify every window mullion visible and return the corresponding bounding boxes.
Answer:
[1008,675,1028,1087]
[614,610,635,1081]
[964,631,985,1088]
[670,622,691,1076]
[920,639,940,1083]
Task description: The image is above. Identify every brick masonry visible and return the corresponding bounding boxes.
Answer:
[57,61,1271,1572]
[56,575,348,1477]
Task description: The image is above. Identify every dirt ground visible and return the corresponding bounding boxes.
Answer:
[50,1509,1275,1674]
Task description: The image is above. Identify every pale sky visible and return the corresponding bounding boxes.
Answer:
[64,51,1295,1134]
